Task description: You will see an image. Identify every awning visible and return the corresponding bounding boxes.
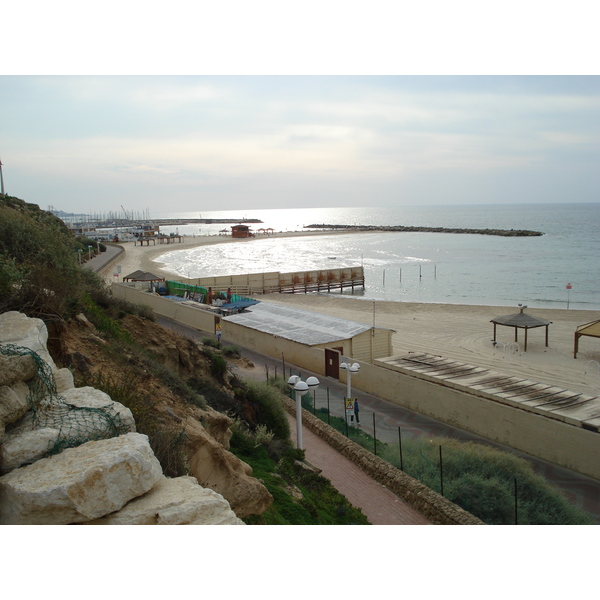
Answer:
[574,318,600,358]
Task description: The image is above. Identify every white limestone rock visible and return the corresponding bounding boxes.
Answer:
[0,432,162,524]
[0,386,136,472]
[59,386,136,433]
[54,368,75,393]
[1,427,60,473]
[0,382,31,437]
[0,311,57,371]
[0,354,37,387]
[87,476,245,525]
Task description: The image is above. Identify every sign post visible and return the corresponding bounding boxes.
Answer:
[566,283,572,309]
[345,398,355,424]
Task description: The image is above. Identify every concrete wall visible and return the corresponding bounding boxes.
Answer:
[112,283,218,333]
[350,360,600,481]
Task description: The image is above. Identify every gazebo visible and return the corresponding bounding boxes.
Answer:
[122,270,165,283]
[491,307,551,352]
[574,319,600,358]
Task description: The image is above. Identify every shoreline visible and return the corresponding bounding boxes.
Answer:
[101,232,600,397]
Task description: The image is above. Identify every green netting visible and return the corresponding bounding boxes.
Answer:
[0,343,130,457]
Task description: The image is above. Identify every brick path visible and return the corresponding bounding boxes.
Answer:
[288,414,431,525]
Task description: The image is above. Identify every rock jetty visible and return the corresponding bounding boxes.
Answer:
[306,224,543,237]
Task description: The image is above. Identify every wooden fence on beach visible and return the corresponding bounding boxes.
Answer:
[173,266,365,296]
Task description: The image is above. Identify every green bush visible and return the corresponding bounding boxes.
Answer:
[201,348,228,381]
[221,344,241,358]
[243,380,291,442]
[0,197,90,319]
[229,425,369,525]
[306,407,594,525]
[202,337,220,348]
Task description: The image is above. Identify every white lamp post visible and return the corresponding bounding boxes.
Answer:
[340,361,360,423]
[288,375,320,450]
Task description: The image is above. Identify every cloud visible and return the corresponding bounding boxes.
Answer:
[1,76,598,212]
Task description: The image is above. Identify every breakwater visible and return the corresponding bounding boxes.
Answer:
[306,224,543,237]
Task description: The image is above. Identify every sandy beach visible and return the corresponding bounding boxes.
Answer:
[102,233,600,397]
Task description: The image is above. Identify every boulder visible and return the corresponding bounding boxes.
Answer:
[189,434,273,518]
[87,476,244,525]
[1,427,60,473]
[0,386,137,471]
[0,432,162,524]
[0,311,57,371]
[59,386,136,433]
[54,368,75,393]
[0,383,31,438]
[0,354,37,387]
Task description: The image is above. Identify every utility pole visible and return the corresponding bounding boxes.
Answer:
[0,158,5,196]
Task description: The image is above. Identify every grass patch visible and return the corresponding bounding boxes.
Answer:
[229,424,369,525]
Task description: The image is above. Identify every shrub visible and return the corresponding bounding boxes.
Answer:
[243,380,290,442]
[202,337,220,348]
[201,348,228,381]
[221,344,241,358]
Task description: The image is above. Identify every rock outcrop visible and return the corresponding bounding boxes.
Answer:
[0,311,246,525]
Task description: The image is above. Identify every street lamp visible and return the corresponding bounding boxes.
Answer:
[340,361,360,424]
[287,375,320,450]
[88,245,93,261]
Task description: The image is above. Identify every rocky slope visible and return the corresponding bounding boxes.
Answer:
[0,310,273,524]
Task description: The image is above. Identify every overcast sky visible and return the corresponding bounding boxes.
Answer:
[1,75,598,215]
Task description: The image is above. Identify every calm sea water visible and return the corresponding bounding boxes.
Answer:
[152,203,600,310]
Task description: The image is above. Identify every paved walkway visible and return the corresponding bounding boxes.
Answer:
[287,414,431,524]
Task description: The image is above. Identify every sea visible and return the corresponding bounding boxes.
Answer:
[151,203,600,311]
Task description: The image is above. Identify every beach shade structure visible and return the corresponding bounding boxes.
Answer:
[574,319,600,358]
[490,307,551,352]
[122,270,165,283]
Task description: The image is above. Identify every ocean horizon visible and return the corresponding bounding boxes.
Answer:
[151,203,600,311]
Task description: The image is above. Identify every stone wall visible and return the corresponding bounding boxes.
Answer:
[282,396,484,525]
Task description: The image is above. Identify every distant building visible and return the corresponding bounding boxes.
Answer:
[231,224,254,238]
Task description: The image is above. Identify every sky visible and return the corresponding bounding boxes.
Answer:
[1,4,599,218]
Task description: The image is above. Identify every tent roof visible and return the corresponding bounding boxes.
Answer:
[223,301,378,346]
[491,310,550,329]
[576,319,600,338]
[123,270,165,282]
[220,299,260,310]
